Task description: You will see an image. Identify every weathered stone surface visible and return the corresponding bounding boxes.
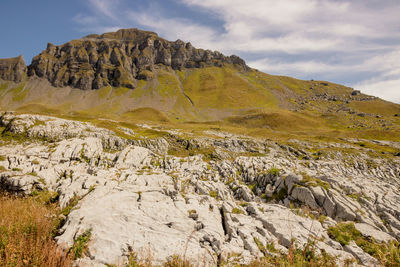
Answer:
[27,28,249,90]
[1,113,400,266]
[0,55,27,82]
[355,223,395,243]
[344,241,380,266]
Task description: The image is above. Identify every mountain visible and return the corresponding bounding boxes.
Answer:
[0,28,400,141]
[0,28,400,266]
[28,28,248,90]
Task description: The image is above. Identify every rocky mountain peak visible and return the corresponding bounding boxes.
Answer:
[0,55,27,83]
[85,28,159,41]
[26,28,249,90]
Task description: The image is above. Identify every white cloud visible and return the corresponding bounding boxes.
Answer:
[355,78,400,104]
[87,0,120,21]
[74,0,400,103]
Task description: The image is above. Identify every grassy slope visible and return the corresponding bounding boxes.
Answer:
[0,65,399,141]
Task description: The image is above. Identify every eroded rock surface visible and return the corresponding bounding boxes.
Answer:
[27,28,248,90]
[0,55,27,82]
[1,112,399,266]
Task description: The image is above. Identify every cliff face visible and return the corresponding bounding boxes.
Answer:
[27,28,248,90]
[0,55,27,83]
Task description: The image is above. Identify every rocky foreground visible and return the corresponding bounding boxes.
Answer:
[0,112,399,266]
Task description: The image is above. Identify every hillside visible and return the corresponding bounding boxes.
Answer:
[0,28,400,266]
[0,28,399,142]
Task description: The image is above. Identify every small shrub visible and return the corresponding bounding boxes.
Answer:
[268,167,280,176]
[70,229,92,259]
[209,191,218,199]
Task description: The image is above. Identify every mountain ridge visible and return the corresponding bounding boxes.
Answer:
[0,28,399,141]
[1,28,246,90]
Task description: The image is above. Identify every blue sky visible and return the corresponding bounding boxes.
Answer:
[1,0,399,103]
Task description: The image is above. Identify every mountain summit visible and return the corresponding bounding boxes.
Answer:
[1,28,400,267]
[0,28,399,137]
[27,28,248,90]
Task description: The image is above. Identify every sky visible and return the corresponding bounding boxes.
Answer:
[1,0,399,103]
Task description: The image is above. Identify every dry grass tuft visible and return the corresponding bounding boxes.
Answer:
[0,193,71,266]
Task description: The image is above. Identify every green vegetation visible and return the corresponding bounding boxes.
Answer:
[69,229,92,259]
[11,83,28,102]
[232,208,244,214]
[122,108,170,123]
[328,222,400,266]
[301,173,331,190]
[268,167,280,176]
[60,194,81,216]
[181,67,277,110]
[265,187,288,202]
[0,64,398,143]
[209,190,218,199]
[248,240,340,267]
[31,190,59,206]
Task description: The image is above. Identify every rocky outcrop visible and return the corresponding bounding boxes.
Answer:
[0,55,27,82]
[27,28,249,90]
[1,112,399,266]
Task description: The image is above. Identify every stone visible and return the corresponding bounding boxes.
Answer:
[27,28,249,90]
[355,223,395,243]
[0,55,27,82]
[344,241,380,266]
[290,186,319,209]
[2,113,400,266]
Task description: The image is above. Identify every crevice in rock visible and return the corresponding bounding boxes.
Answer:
[219,207,228,237]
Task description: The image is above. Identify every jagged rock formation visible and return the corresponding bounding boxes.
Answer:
[1,112,399,266]
[0,55,26,82]
[26,28,248,90]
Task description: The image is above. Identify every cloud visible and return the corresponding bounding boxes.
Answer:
[87,0,120,21]
[355,78,400,104]
[74,0,400,103]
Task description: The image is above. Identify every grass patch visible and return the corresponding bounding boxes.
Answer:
[69,229,92,259]
[121,107,170,123]
[328,222,400,266]
[209,191,218,199]
[232,208,244,214]
[301,173,330,190]
[248,240,340,266]
[60,194,80,216]
[0,194,71,266]
[268,167,280,176]
[11,83,28,102]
